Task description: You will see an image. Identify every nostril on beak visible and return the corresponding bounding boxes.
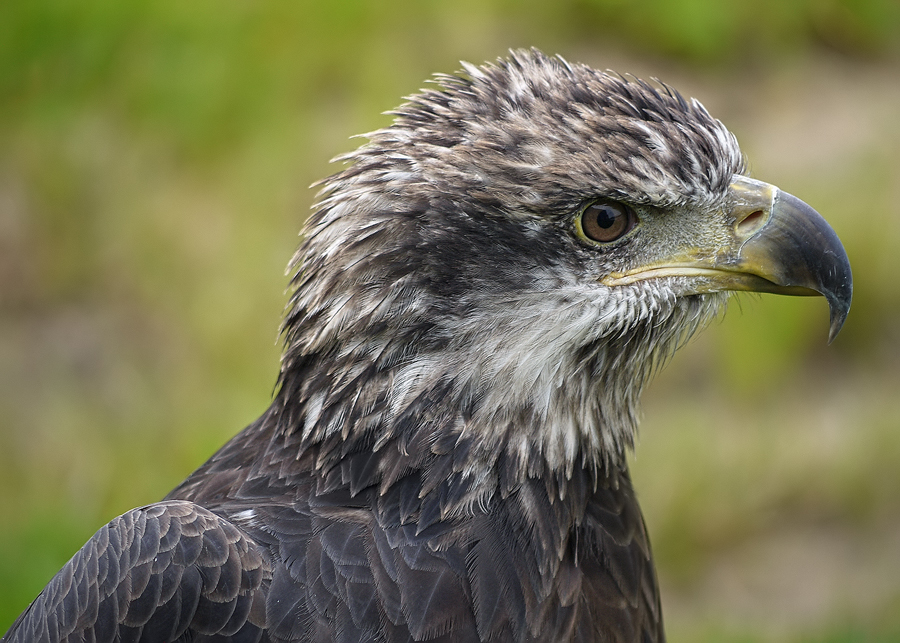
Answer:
[736,209,766,238]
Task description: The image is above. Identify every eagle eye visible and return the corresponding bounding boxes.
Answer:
[577,200,637,244]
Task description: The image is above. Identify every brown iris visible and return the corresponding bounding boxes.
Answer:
[579,200,636,243]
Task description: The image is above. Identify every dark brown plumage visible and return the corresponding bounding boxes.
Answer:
[3,50,851,643]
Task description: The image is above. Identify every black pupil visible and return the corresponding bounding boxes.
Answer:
[593,205,618,228]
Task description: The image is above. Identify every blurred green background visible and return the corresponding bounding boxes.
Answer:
[1,0,899,639]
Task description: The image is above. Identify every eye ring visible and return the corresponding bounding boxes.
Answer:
[576,200,637,244]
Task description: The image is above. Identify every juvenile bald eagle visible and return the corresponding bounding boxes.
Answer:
[4,50,851,643]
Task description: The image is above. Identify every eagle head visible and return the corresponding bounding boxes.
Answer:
[276,49,851,490]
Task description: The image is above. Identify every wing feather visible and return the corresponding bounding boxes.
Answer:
[1,501,268,643]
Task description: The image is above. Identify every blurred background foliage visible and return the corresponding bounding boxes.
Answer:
[1,0,899,639]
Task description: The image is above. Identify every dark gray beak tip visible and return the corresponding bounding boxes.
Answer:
[826,270,853,345]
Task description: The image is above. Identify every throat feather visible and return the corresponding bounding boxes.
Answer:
[279,287,721,496]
